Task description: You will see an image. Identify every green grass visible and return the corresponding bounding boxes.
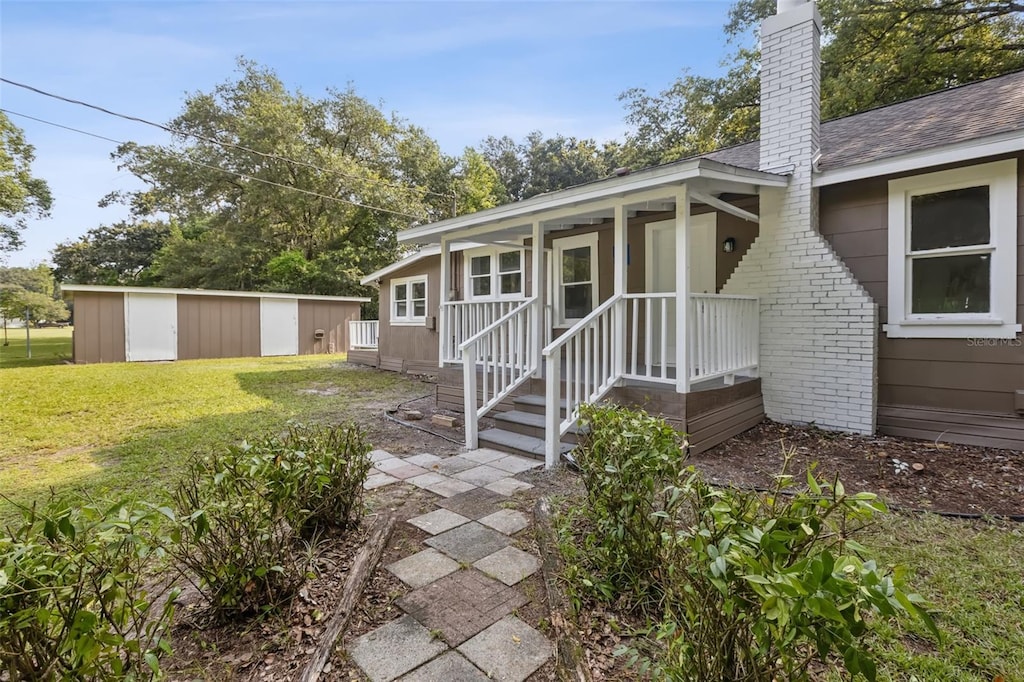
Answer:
[0,352,427,526]
[0,326,73,369]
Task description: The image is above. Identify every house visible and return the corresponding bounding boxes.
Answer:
[63,284,368,363]
[355,0,1024,466]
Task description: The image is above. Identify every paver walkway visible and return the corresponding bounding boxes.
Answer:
[349,448,553,682]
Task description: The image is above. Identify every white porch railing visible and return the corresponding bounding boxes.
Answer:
[623,292,676,384]
[441,298,528,363]
[348,320,379,350]
[541,295,621,466]
[462,298,538,447]
[689,294,759,383]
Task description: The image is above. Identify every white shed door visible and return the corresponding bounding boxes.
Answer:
[124,293,177,362]
[260,298,299,356]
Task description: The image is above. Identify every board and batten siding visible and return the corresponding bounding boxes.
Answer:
[297,299,360,356]
[820,152,1024,431]
[177,295,261,360]
[72,291,126,364]
[378,256,441,373]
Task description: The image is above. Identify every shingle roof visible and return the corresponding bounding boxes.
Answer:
[702,70,1024,172]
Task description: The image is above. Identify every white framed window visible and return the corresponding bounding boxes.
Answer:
[463,247,524,300]
[884,159,1020,339]
[554,232,598,326]
[391,275,427,326]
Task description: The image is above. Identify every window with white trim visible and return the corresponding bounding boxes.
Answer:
[884,159,1020,339]
[464,247,524,300]
[554,233,598,325]
[391,275,427,325]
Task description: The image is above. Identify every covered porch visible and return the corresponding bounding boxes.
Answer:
[398,158,788,466]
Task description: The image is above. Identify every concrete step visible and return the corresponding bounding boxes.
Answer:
[511,393,567,417]
[492,410,586,443]
[478,427,575,461]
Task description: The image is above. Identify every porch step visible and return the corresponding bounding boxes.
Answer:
[478,427,575,461]
[512,393,567,417]
[493,410,587,443]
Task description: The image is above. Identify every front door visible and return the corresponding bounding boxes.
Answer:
[645,213,717,364]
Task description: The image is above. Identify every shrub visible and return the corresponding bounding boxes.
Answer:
[0,499,178,681]
[170,422,371,616]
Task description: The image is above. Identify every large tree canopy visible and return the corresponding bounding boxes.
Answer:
[0,265,68,324]
[620,0,1024,166]
[51,220,171,286]
[0,112,53,257]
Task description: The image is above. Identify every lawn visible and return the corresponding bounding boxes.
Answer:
[0,347,428,525]
[0,326,73,369]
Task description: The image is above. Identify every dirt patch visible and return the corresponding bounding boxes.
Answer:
[691,420,1024,517]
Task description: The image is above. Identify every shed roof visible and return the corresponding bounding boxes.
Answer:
[61,284,369,303]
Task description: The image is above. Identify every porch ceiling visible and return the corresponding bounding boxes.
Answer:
[399,158,788,246]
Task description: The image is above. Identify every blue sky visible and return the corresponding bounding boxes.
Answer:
[1,0,740,267]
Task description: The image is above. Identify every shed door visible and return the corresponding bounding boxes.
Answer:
[124,293,177,362]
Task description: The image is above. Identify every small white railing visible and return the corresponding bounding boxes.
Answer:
[348,320,379,350]
[689,294,759,383]
[623,292,676,384]
[541,295,621,467]
[441,298,527,363]
[462,297,538,447]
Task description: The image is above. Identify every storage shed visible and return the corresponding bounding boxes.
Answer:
[62,285,368,364]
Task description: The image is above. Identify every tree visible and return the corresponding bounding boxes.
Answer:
[0,112,53,256]
[0,265,69,325]
[620,0,1024,166]
[51,220,172,285]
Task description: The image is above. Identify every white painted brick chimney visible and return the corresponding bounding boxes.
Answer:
[722,0,879,434]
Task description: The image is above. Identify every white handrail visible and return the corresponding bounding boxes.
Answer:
[623,292,676,384]
[689,294,759,383]
[441,298,527,363]
[348,320,379,350]
[462,297,538,448]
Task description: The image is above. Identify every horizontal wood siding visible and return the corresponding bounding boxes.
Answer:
[176,295,260,360]
[347,349,379,367]
[297,300,361,355]
[377,256,440,370]
[820,152,1024,437]
[72,291,125,364]
[878,405,1024,450]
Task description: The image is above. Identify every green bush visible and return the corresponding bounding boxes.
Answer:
[0,500,178,681]
[170,422,371,616]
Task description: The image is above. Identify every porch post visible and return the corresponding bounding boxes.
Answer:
[613,202,628,375]
[439,236,451,367]
[675,186,691,393]
[530,220,544,376]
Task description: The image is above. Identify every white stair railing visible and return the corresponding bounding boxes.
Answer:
[689,294,759,383]
[348,320,379,350]
[622,293,676,384]
[462,298,538,448]
[441,299,527,363]
[541,295,622,468]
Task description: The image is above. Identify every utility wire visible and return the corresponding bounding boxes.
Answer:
[0,76,455,203]
[1,108,428,221]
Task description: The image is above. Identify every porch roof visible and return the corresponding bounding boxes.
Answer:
[398,158,788,245]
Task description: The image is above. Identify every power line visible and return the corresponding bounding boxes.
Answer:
[1,108,428,221]
[0,76,454,202]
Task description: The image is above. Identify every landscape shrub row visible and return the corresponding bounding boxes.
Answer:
[0,422,371,680]
[561,403,938,681]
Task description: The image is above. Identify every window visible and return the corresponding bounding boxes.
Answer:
[391,275,427,325]
[463,247,524,299]
[554,233,598,325]
[884,159,1019,339]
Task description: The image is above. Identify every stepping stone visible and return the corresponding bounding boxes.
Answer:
[407,508,470,535]
[421,476,476,498]
[348,614,447,682]
[425,522,510,563]
[478,509,529,535]
[406,453,442,467]
[433,456,478,475]
[406,472,447,490]
[399,651,489,681]
[385,464,431,480]
[368,449,394,462]
[461,448,506,464]
[374,457,408,472]
[438,488,506,519]
[485,478,534,496]
[397,570,528,646]
[474,546,539,586]
[457,616,552,682]
[489,455,543,474]
[365,472,400,490]
[453,464,510,487]
[387,548,460,589]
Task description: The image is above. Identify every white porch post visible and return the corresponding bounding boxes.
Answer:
[675,186,691,393]
[613,202,628,375]
[530,220,544,375]
[438,236,450,366]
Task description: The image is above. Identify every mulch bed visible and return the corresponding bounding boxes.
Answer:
[691,421,1024,517]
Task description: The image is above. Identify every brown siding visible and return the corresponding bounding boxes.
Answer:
[298,300,361,355]
[176,295,260,360]
[820,152,1024,430]
[377,255,441,371]
[72,292,125,364]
